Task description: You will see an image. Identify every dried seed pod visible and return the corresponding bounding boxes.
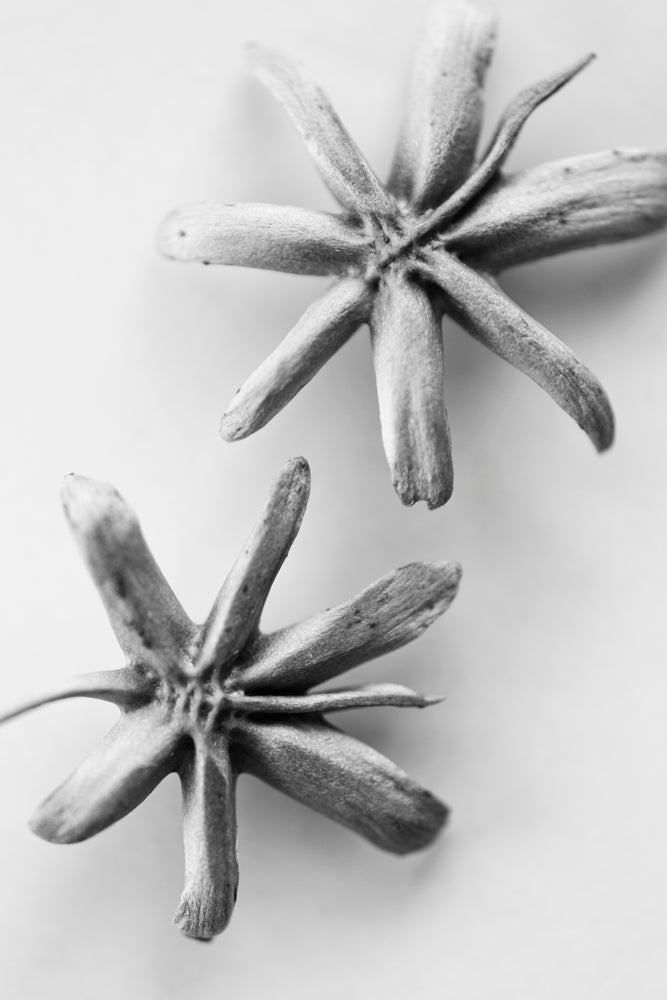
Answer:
[0,459,461,940]
[158,0,667,508]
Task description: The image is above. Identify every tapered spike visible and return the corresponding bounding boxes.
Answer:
[158,202,371,275]
[248,43,396,219]
[30,706,178,844]
[420,250,615,451]
[445,148,667,270]
[389,0,497,209]
[220,278,373,442]
[234,716,448,854]
[61,475,196,676]
[371,267,453,508]
[174,740,238,940]
[194,458,311,677]
[239,561,462,693]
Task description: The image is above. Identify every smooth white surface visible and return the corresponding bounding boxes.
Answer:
[1,0,666,996]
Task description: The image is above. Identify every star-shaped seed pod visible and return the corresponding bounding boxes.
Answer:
[0,458,461,940]
[158,0,667,509]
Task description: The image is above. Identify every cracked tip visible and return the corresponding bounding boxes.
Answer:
[173,887,236,940]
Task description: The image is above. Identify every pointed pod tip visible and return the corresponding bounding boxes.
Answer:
[429,0,499,44]
[270,456,312,513]
[560,51,596,82]
[29,807,80,845]
[559,51,596,88]
[594,399,615,453]
[220,380,291,442]
[394,482,417,507]
[577,376,615,453]
[427,559,463,616]
[427,479,454,510]
[429,793,451,837]
[245,39,283,63]
[61,471,92,496]
[434,559,463,591]
[155,207,186,259]
[219,411,247,442]
[440,800,452,832]
[60,474,134,537]
[271,454,311,492]
[245,40,281,77]
[395,559,462,603]
[245,39,262,60]
[510,49,597,125]
[393,791,450,855]
[384,559,461,631]
[61,473,113,517]
[173,889,234,940]
[593,419,615,454]
[156,204,215,262]
[281,455,311,482]
[219,399,259,442]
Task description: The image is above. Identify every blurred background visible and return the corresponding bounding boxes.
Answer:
[0,0,666,996]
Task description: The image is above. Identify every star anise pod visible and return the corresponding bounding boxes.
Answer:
[0,458,461,940]
[158,0,667,509]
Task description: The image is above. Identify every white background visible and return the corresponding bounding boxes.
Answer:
[1,0,666,996]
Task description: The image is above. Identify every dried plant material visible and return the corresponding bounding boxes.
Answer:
[158,0,667,508]
[0,459,461,940]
